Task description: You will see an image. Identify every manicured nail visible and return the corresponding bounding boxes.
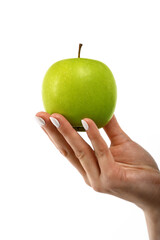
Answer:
[35,116,45,126]
[81,120,89,131]
[50,117,60,128]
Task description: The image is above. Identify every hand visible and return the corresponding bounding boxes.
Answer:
[35,112,160,239]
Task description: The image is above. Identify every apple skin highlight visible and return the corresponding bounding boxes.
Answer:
[42,57,117,131]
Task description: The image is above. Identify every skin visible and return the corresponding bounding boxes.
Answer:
[35,111,160,240]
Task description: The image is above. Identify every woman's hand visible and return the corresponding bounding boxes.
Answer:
[35,112,160,211]
[35,112,160,239]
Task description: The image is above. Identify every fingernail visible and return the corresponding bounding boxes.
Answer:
[81,120,89,131]
[50,117,60,128]
[35,116,45,126]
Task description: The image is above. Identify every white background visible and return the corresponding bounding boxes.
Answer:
[0,0,160,239]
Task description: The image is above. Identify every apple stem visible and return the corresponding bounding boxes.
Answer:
[78,43,83,58]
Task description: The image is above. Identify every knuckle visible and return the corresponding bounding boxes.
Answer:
[75,149,86,160]
[93,185,102,193]
[95,147,108,158]
[92,181,102,192]
[59,148,69,157]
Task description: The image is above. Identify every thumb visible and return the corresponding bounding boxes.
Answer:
[103,115,131,146]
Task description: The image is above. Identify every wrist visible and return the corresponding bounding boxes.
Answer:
[144,207,160,240]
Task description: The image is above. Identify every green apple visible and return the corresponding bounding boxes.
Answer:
[42,44,117,131]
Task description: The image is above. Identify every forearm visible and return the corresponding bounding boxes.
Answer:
[144,208,160,240]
